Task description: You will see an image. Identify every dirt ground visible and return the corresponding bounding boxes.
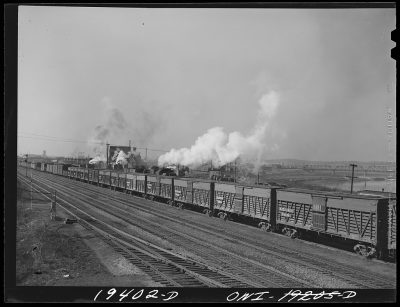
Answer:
[16,187,156,287]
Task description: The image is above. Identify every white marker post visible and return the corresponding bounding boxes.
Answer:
[50,190,57,221]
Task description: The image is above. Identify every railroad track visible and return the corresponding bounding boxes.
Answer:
[19,169,396,288]
[49,172,397,289]
[18,170,310,288]
[18,173,293,287]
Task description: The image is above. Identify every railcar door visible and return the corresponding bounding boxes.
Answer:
[312,195,327,231]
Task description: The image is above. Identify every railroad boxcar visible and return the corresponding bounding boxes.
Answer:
[111,171,119,189]
[67,167,72,178]
[83,169,89,182]
[191,181,214,214]
[388,199,396,258]
[73,167,79,179]
[74,167,80,180]
[68,167,76,179]
[62,164,71,175]
[99,170,111,186]
[213,182,236,219]
[88,169,99,184]
[41,163,47,172]
[237,186,277,230]
[174,178,190,204]
[55,164,63,175]
[126,173,137,192]
[75,168,84,181]
[136,174,147,195]
[275,189,391,258]
[146,175,159,199]
[118,173,127,190]
[143,175,175,202]
[78,168,84,180]
[209,183,277,227]
[159,176,174,201]
[98,170,104,185]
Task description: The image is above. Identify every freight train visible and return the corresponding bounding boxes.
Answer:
[19,160,396,260]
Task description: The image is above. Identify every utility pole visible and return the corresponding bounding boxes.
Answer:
[350,163,357,193]
[106,142,110,169]
[25,154,28,177]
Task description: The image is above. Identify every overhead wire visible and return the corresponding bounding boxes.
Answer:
[18,133,170,153]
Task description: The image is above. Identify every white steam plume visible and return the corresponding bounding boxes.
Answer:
[89,155,107,164]
[158,91,280,169]
[116,150,128,165]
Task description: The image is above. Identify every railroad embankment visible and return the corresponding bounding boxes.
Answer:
[16,180,154,286]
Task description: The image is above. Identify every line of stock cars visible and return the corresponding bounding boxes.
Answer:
[21,161,396,260]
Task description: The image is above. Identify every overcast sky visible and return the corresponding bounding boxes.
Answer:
[18,6,396,162]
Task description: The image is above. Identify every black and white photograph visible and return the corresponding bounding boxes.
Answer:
[5,2,396,303]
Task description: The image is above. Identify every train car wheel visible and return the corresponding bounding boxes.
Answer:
[258,222,270,232]
[282,227,290,236]
[354,244,366,256]
[290,229,298,239]
[366,246,377,259]
[217,212,228,221]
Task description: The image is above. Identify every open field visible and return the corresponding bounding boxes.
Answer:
[241,168,396,193]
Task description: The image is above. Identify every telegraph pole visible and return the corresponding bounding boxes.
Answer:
[106,142,110,169]
[350,163,357,193]
[30,168,33,210]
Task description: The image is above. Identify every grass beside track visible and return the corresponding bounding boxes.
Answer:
[15,179,152,287]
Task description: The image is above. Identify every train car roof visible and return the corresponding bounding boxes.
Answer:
[356,190,397,199]
[279,187,391,200]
